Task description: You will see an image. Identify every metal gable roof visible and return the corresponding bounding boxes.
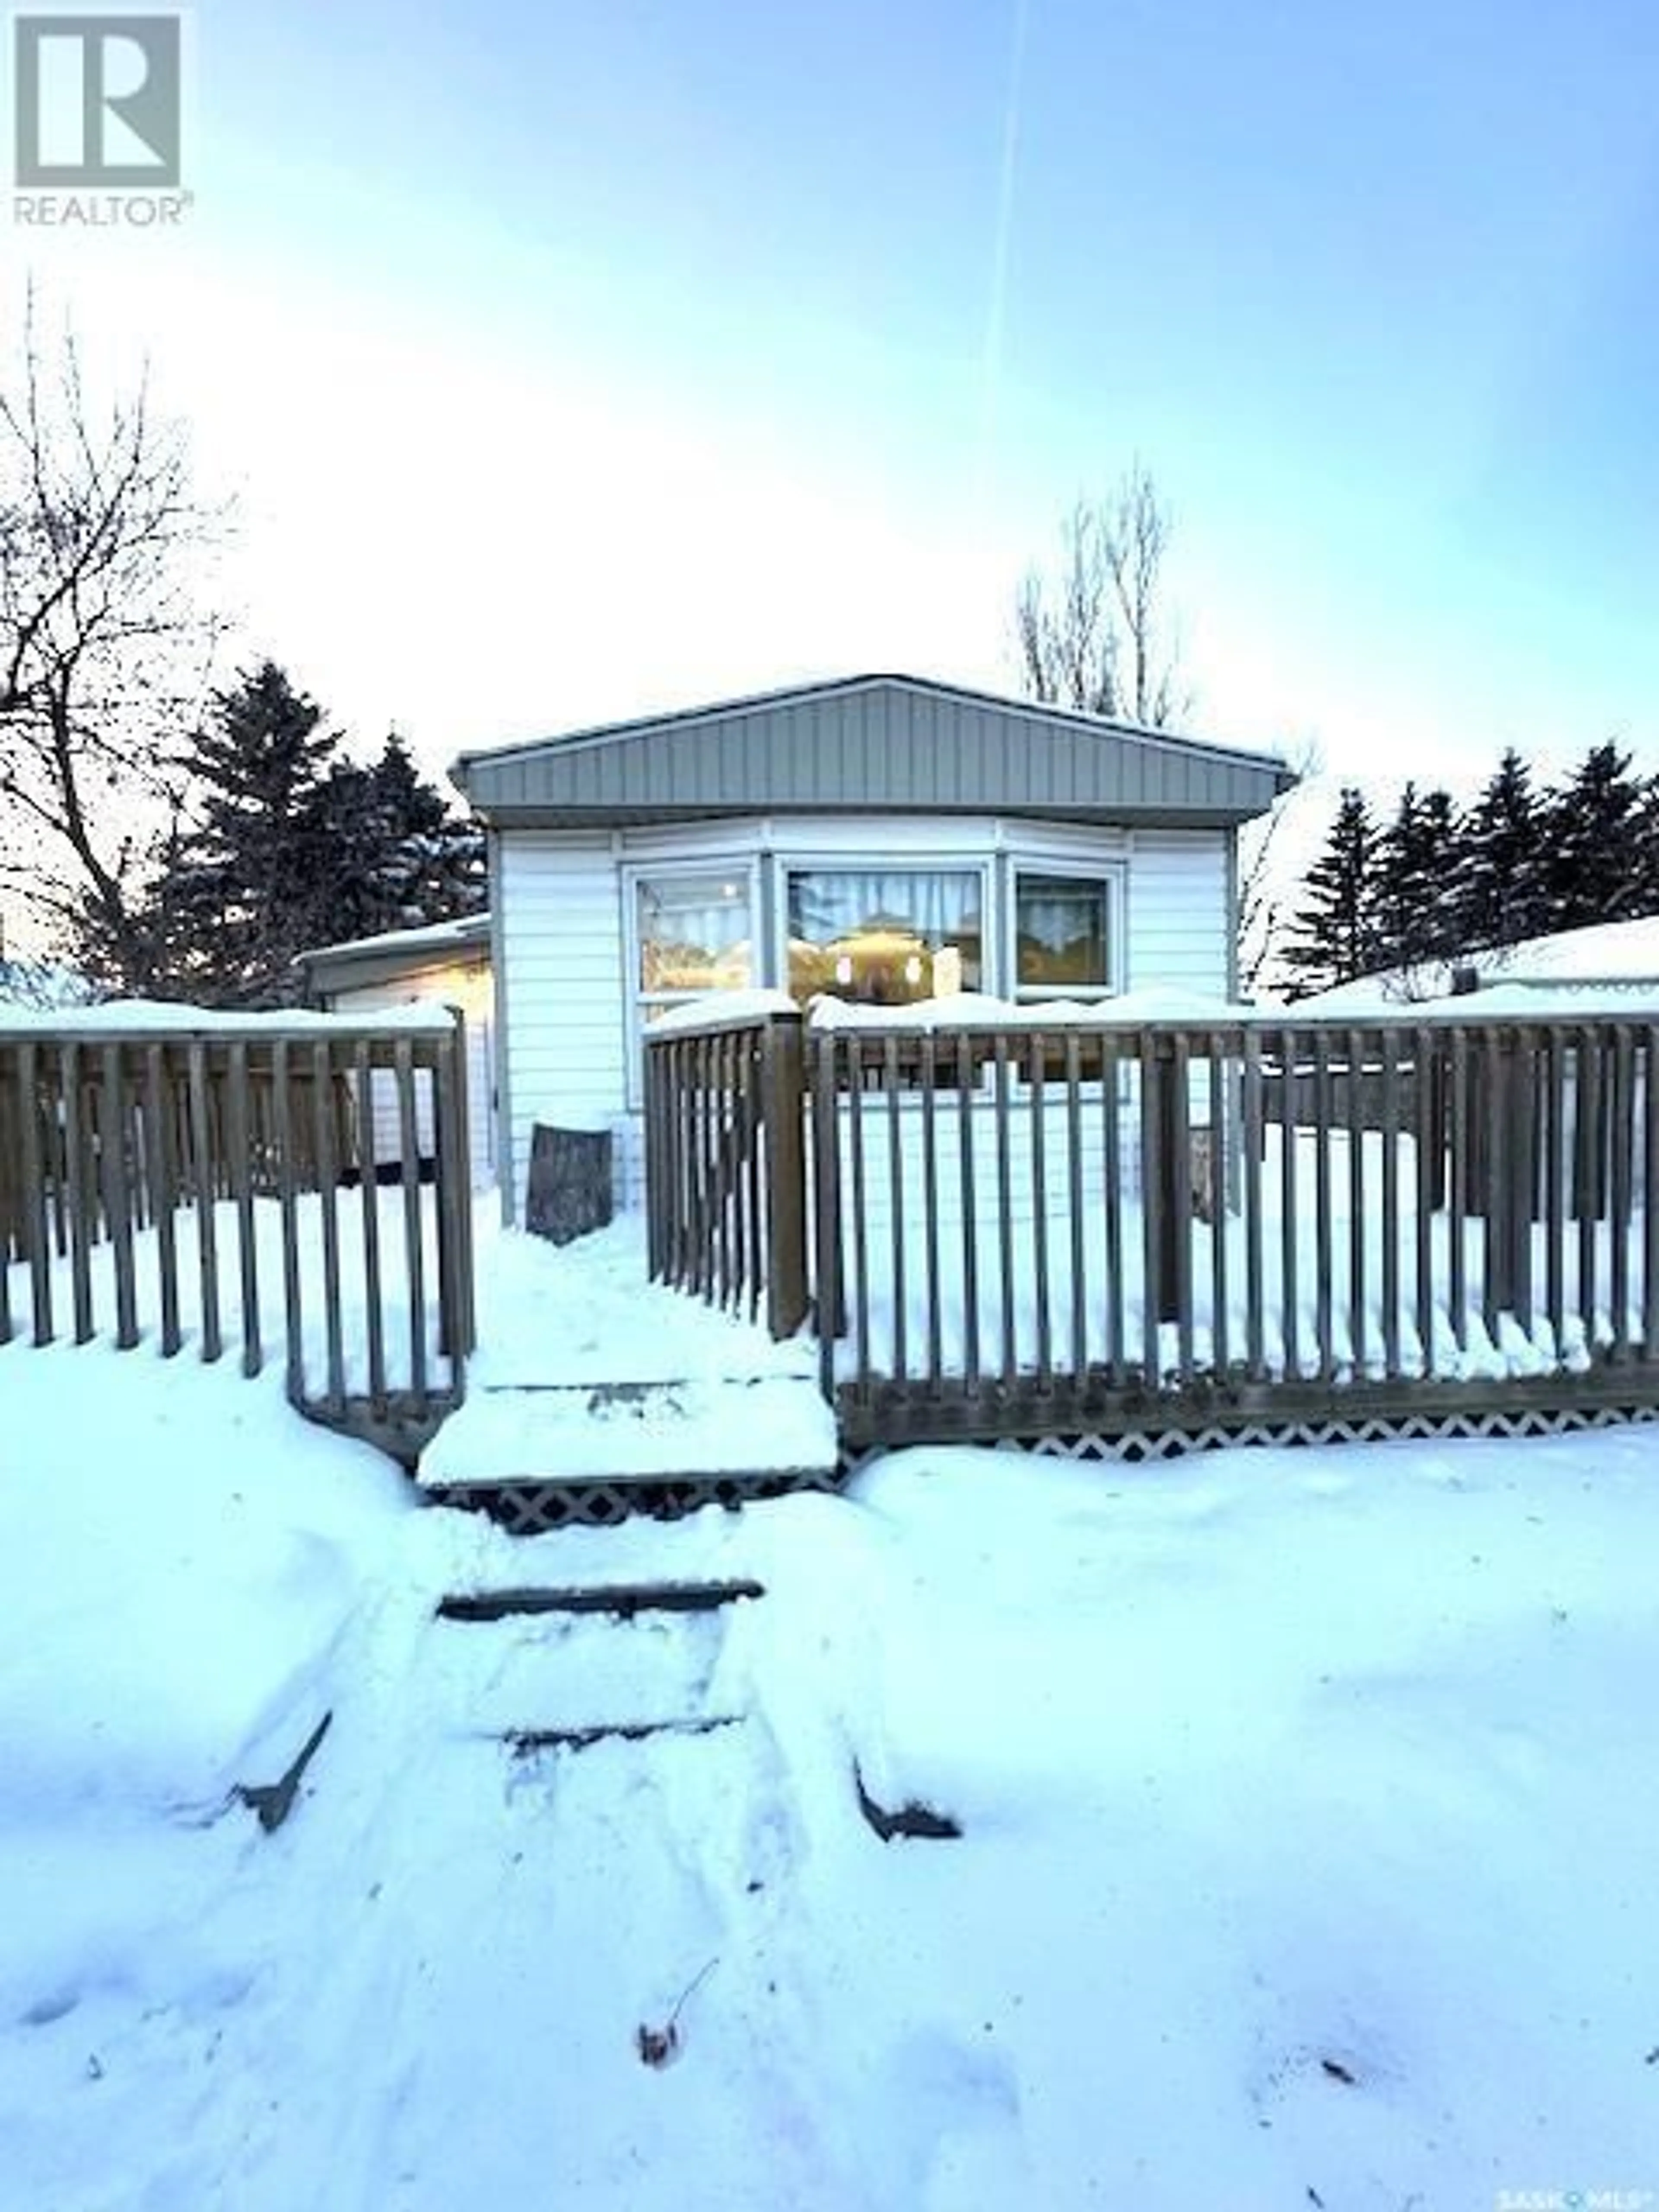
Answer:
[451,673,1293,827]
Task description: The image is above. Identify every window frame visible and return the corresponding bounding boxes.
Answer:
[1007,857,1127,1002]
[773,854,995,1008]
[623,856,761,1106]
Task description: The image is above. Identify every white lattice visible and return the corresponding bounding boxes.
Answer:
[837,1401,1659,1478]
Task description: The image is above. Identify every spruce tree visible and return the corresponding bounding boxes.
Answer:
[1541,743,1653,934]
[148,661,343,1005]
[1280,787,1380,997]
[1454,749,1549,954]
[313,734,484,944]
[1373,783,1462,975]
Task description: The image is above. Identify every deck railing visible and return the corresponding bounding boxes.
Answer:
[643,1004,808,1338]
[0,1013,476,1452]
[646,1002,1659,1448]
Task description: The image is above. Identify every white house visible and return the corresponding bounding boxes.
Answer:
[449,674,1292,1221]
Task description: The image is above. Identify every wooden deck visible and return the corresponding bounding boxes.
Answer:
[646,1002,1659,1454]
[0,1013,477,1459]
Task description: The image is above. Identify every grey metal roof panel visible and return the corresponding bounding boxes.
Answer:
[451,673,1291,825]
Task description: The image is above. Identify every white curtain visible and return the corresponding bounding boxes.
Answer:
[788,869,980,946]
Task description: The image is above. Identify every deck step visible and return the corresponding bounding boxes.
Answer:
[437,1579,765,1622]
[417,1373,838,1491]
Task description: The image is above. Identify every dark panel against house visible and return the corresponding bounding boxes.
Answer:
[455,676,1290,828]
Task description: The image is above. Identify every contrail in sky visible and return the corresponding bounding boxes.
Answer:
[974,0,1032,521]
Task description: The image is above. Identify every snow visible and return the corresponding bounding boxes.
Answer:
[647,986,800,1037]
[3,1268,1659,2208]
[0,998,457,1034]
[1293,915,1659,1014]
[294,912,492,966]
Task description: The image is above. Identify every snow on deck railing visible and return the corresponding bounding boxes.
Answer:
[645,998,1659,1446]
[0,1011,476,1450]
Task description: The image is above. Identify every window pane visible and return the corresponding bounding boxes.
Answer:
[787,868,981,1004]
[1017,874,1110,988]
[637,873,751,993]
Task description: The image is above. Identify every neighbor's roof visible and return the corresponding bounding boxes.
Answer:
[1292,914,1659,1014]
[293,911,491,997]
[451,673,1294,829]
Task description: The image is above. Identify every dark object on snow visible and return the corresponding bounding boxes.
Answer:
[526,1122,612,1245]
[235,1710,333,1833]
[636,1958,718,2069]
[1319,2058,1357,2086]
[438,1578,765,1623]
[505,1716,743,1757]
[853,1762,961,1841]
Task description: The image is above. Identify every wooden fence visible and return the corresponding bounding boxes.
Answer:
[646,1005,1659,1449]
[0,1015,476,1454]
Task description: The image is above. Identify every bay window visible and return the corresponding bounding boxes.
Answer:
[785,867,984,1006]
[1013,869,1120,998]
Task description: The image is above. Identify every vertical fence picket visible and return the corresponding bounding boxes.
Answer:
[1644,1025,1659,1360]
[396,1039,428,1418]
[61,1042,95,1344]
[312,1042,346,1415]
[920,1030,942,1395]
[1207,1034,1229,1379]
[18,1042,51,1345]
[995,1036,1016,1392]
[1345,1026,1367,1379]
[226,1041,261,1376]
[1278,1029,1300,1381]
[355,1039,387,1416]
[1066,1032,1087,1386]
[1030,1032,1052,1391]
[957,1032,980,1394]
[848,1039,870,1406]
[100,1042,139,1350]
[1241,1027,1264,1382]
[1379,1027,1401,1379]
[186,1040,221,1362]
[1610,1024,1634,1353]
[1313,1030,1334,1382]
[1576,1025,1600,1343]
[810,1032,842,1402]
[1414,1025,1437,1377]
[1139,1033,1162,1389]
[1103,1035,1126,1386]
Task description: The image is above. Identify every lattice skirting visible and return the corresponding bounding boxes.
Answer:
[837,1399,1659,1478]
[427,1403,1659,1529]
[423,1467,843,1535]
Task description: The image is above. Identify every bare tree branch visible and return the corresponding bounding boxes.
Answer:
[1011,464,1189,727]
[0,286,227,985]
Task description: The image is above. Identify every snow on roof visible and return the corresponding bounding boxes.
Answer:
[1290,914,1659,1015]
[294,912,492,969]
[0,999,457,1035]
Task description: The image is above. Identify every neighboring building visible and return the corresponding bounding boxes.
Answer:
[1291,915,1659,1015]
[450,673,1291,1221]
[295,912,495,1189]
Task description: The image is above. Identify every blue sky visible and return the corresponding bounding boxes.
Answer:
[16,0,1659,803]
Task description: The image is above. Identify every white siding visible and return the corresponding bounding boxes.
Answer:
[1125,830,1230,996]
[498,832,630,1214]
[328,960,496,1191]
[494,819,1236,1222]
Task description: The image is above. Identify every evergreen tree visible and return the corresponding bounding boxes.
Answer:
[1280,787,1381,997]
[133,667,486,1006]
[1540,743,1654,934]
[1454,748,1549,953]
[1373,782,1462,974]
[312,734,484,944]
[149,661,343,1005]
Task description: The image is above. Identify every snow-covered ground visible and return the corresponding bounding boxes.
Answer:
[4,1284,1659,2211]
